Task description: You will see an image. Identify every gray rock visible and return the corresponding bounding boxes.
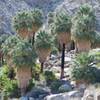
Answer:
[86,95,94,100]
[68,90,83,98]
[29,97,35,100]
[44,94,67,100]
[82,86,95,100]
[59,84,72,93]
[20,96,29,100]
[45,90,83,100]
[26,86,50,99]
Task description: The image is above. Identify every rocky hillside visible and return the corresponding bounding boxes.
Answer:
[57,0,100,32]
[0,0,64,34]
[0,0,100,34]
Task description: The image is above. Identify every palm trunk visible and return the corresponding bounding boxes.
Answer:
[60,43,65,79]
[17,67,31,96]
[8,68,15,80]
[40,62,44,73]
[76,40,91,52]
[1,53,4,66]
[32,33,35,45]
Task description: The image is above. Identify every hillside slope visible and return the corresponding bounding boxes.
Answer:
[0,0,63,34]
[0,0,100,34]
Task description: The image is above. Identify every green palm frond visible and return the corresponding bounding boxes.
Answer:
[75,52,94,67]
[78,4,94,15]
[2,35,21,56]
[92,31,100,44]
[0,34,10,48]
[12,11,33,31]
[48,8,72,34]
[89,48,100,67]
[31,8,43,28]
[12,40,37,68]
[47,12,55,26]
[35,30,54,49]
[71,4,96,41]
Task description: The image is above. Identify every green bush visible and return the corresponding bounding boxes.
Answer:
[89,48,100,67]
[50,80,63,93]
[71,53,96,83]
[0,66,20,97]
[44,71,56,86]
[32,64,41,81]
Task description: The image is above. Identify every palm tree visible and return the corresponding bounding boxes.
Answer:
[48,8,72,79]
[0,34,9,66]
[2,35,20,81]
[35,30,53,73]
[91,31,100,48]
[2,35,20,67]
[12,11,32,39]
[12,40,37,95]
[71,4,96,52]
[12,9,43,44]
[30,8,44,45]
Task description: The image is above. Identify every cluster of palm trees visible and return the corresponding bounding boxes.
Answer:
[0,4,100,95]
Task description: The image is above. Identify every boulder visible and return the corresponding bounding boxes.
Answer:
[45,90,83,100]
[26,86,50,99]
[45,94,64,100]
[20,96,29,100]
[82,85,99,100]
[67,90,83,99]
[50,80,71,94]
[59,84,72,93]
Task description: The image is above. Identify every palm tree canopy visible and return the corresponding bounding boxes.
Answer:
[92,31,100,44]
[0,34,10,49]
[48,8,72,34]
[12,11,32,32]
[47,12,55,26]
[31,8,43,29]
[12,40,37,68]
[77,4,94,15]
[2,35,21,56]
[71,4,96,41]
[35,30,54,50]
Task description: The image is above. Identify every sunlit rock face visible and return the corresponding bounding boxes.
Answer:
[0,0,100,34]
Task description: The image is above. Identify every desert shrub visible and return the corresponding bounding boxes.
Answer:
[71,53,96,83]
[32,64,41,81]
[50,80,64,93]
[0,66,20,97]
[44,71,56,86]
